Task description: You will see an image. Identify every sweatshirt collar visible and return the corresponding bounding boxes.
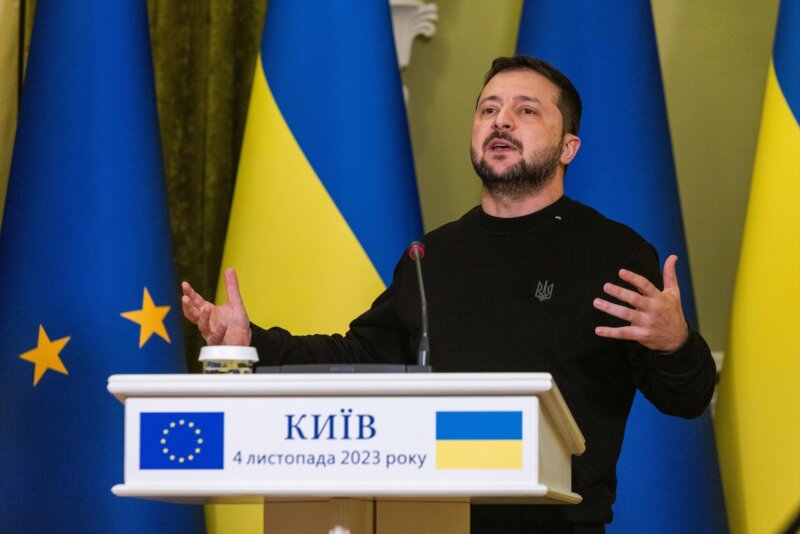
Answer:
[468,195,572,235]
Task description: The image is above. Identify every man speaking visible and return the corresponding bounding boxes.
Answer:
[182,56,715,533]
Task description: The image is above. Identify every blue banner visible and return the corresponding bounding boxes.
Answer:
[436,411,523,440]
[517,2,728,532]
[261,0,424,284]
[0,1,203,532]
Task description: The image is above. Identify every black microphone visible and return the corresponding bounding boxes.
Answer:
[408,241,430,368]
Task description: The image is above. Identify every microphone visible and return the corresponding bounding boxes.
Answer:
[255,246,433,373]
[255,245,433,374]
[408,241,430,368]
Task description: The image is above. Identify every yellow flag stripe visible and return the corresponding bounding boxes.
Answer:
[208,55,390,534]
[217,56,386,333]
[436,440,523,470]
[714,62,800,534]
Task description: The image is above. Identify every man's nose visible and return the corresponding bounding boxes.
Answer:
[492,108,514,130]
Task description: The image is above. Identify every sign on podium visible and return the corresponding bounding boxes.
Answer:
[108,373,585,533]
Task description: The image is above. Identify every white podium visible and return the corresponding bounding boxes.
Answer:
[108,373,585,533]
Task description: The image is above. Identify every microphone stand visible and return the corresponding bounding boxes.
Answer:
[412,248,430,368]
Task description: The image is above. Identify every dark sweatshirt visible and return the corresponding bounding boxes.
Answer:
[251,195,716,526]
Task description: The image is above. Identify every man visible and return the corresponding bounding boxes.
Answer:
[182,56,715,533]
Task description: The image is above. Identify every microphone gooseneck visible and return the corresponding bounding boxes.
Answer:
[408,241,430,368]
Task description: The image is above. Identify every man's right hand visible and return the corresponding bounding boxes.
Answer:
[181,267,252,346]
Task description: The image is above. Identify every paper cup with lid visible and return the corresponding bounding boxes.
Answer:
[198,346,258,374]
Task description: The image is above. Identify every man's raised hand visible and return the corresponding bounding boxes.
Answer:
[181,267,252,346]
[593,255,689,353]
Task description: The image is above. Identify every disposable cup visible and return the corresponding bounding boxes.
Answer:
[198,346,258,374]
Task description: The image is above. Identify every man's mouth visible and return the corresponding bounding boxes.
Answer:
[484,133,522,153]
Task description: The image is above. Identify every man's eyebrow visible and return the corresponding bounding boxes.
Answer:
[476,95,543,107]
[476,95,502,108]
[515,95,543,106]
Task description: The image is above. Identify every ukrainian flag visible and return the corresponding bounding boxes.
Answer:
[714,2,800,532]
[209,2,423,531]
[217,1,423,334]
[516,3,727,532]
[435,411,523,470]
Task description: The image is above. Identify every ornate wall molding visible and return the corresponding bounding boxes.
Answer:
[390,0,438,101]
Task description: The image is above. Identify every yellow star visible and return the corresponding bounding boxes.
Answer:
[20,325,70,387]
[121,287,171,348]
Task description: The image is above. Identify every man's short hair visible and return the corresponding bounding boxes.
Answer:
[482,55,582,136]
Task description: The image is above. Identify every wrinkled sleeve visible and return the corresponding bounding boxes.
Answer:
[619,242,717,419]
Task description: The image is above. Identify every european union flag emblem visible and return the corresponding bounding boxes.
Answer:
[140,412,224,469]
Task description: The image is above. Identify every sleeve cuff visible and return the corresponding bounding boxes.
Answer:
[249,323,288,367]
[651,327,708,376]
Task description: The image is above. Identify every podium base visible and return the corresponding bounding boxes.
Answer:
[264,498,469,534]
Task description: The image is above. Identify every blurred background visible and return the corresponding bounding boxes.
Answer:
[0,0,781,364]
[2,2,796,533]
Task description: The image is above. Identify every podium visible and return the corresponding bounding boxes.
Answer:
[108,373,585,533]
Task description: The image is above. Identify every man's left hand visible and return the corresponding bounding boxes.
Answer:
[593,255,689,353]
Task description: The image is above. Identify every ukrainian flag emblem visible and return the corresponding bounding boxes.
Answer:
[435,411,523,469]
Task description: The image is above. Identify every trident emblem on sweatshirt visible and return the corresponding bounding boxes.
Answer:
[535,280,554,302]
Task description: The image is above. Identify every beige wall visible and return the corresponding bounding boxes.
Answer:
[0,0,504,290]
[403,0,523,229]
[403,0,781,351]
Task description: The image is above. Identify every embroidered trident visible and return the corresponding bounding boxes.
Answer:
[535,280,554,302]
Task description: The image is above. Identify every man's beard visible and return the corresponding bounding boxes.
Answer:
[471,134,563,199]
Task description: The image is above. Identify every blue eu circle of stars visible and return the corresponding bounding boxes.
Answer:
[160,419,204,464]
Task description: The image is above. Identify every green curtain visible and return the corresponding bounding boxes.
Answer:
[147,0,267,370]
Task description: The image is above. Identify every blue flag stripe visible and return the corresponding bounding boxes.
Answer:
[517,1,698,326]
[774,0,800,122]
[436,411,522,440]
[260,1,423,284]
[516,2,727,532]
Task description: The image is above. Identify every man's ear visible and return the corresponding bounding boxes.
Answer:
[560,134,581,165]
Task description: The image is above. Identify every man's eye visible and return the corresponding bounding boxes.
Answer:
[521,108,535,115]
[481,108,496,115]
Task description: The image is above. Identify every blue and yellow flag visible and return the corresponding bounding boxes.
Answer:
[0,1,203,532]
[715,2,800,532]
[436,411,523,470]
[517,2,728,532]
[210,2,423,530]
[217,1,423,334]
